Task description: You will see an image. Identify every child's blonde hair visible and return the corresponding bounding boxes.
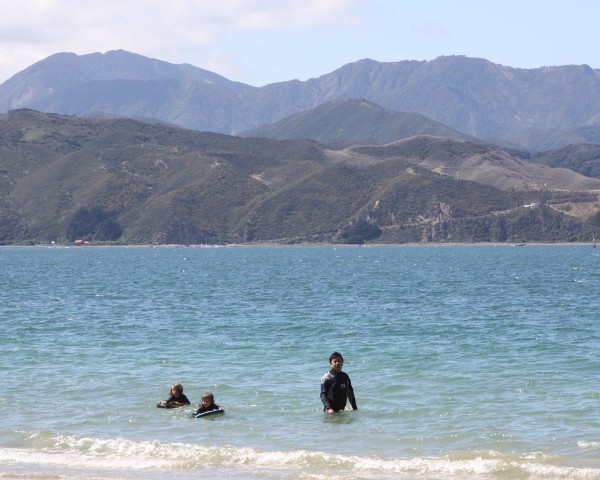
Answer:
[202,391,214,402]
[171,383,184,395]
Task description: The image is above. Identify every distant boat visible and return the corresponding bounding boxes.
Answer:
[593,236,597,248]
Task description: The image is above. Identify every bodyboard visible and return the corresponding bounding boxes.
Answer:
[194,408,223,418]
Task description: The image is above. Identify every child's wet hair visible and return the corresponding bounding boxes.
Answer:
[329,351,343,363]
[171,383,184,395]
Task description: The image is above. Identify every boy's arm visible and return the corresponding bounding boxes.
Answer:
[320,377,332,410]
[347,375,357,410]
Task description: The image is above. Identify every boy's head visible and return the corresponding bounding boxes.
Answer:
[201,391,214,405]
[329,352,344,372]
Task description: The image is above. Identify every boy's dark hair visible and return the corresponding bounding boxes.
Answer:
[329,351,343,363]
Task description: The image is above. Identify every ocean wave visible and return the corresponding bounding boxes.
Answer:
[578,441,600,451]
[1,432,600,479]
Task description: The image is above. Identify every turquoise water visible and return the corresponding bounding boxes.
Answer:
[0,245,599,479]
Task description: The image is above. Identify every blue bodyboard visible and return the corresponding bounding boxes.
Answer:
[194,408,223,418]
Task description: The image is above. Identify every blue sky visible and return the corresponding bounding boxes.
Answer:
[0,0,598,86]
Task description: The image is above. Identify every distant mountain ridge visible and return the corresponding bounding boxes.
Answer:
[0,50,252,133]
[3,51,600,150]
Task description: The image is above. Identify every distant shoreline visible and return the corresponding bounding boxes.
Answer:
[0,242,596,248]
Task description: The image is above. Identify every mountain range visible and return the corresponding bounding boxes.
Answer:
[1,51,600,245]
[3,50,600,151]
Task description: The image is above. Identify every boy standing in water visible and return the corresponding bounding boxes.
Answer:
[320,352,357,413]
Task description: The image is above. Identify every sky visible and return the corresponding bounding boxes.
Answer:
[1,0,599,87]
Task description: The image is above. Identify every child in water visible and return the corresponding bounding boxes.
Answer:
[193,391,225,416]
[157,383,191,408]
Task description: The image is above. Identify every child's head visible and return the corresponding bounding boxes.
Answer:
[201,391,215,405]
[329,352,344,372]
[170,383,184,396]
[329,351,343,364]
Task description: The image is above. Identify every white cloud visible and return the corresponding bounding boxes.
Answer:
[1,0,599,86]
[229,0,361,29]
[0,0,362,84]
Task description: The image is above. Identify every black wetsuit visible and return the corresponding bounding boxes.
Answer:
[166,394,190,405]
[320,369,357,412]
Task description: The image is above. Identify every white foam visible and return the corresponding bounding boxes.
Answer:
[1,433,600,479]
[578,441,600,450]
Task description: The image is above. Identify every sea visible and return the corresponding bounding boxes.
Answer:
[0,244,599,480]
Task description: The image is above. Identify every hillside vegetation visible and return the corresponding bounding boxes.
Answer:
[531,144,600,179]
[1,110,599,245]
[241,99,475,147]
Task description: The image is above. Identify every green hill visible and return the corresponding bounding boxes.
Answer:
[1,110,598,245]
[531,144,600,179]
[241,98,474,147]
